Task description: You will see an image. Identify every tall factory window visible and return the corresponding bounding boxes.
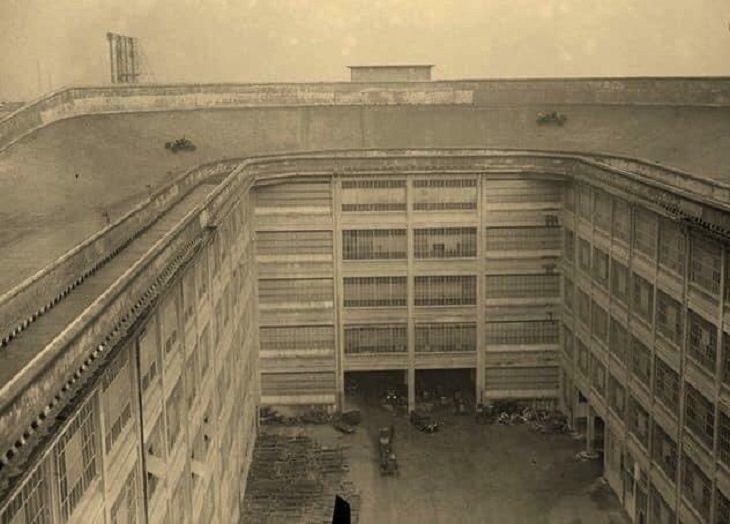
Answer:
[414,227,477,258]
[690,237,722,296]
[682,454,711,521]
[577,185,592,220]
[578,238,591,272]
[684,384,715,449]
[725,333,730,386]
[611,259,629,305]
[591,358,606,397]
[628,396,650,448]
[161,295,179,357]
[654,357,680,412]
[720,412,730,468]
[343,229,407,260]
[577,339,590,377]
[563,324,574,359]
[257,230,333,256]
[341,179,406,212]
[260,325,335,351]
[110,466,138,524]
[166,378,184,451]
[608,374,626,417]
[651,422,678,481]
[577,288,590,328]
[416,323,477,352]
[564,229,575,262]
[54,397,98,521]
[591,301,608,344]
[632,273,654,325]
[649,484,676,524]
[344,276,407,307]
[414,275,476,306]
[658,219,686,275]
[412,178,477,211]
[613,199,631,244]
[0,459,51,524]
[564,276,574,310]
[145,419,165,501]
[101,348,132,453]
[197,255,209,299]
[185,349,199,411]
[138,320,159,394]
[344,324,407,354]
[485,273,560,299]
[183,270,196,324]
[594,190,612,233]
[592,247,609,287]
[257,180,332,210]
[485,227,561,251]
[484,320,558,345]
[564,184,575,211]
[259,278,333,303]
[631,337,651,385]
[484,179,561,204]
[656,291,683,347]
[717,489,730,524]
[688,311,717,374]
[633,208,657,258]
[609,318,629,362]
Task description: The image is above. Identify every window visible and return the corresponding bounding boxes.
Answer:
[632,273,654,325]
[682,454,711,521]
[725,332,730,386]
[563,324,574,359]
[720,411,730,468]
[343,229,407,260]
[166,378,184,451]
[110,466,138,524]
[577,185,592,220]
[414,275,476,306]
[649,483,676,524]
[651,422,678,481]
[564,276,574,310]
[633,208,657,258]
[628,396,650,448]
[257,230,332,256]
[656,291,683,347]
[684,383,715,449]
[145,419,165,501]
[658,219,686,275]
[608,374,626,417]
[654,357,679,412]
[185,350,198,411]
[591,357,606,397]
[577,288,590,328]
[609,318,629,362]
[578,238,591,272]
[259,278,333,305]
[485,227,561,251]
[485,273,560,299]
[594,190,612,232]
[138,320,159,394]
[688,310,717,374]
[564,184,575,211]
[414,227,476,258]
[416,323,476,352]
[341,179,406,212]
[344,277,407,307]
[161,295,179,357]
[0,459,51,524]
[592,247,609,287]
[55,398,98,521]
[260,325,335,351]
[613,199,631,244]
[611,259,629,304]
[182,271,196,324]
[591,301,608,344]
[717,489,730,524]
[631,336,651,385]
[412,178,477,210]
[344,324,407,354]
[197,255,209,298]
[690,237,722,295]
[484,320,558,345]
[564,229,575,263]
[577,339,590,377]
[102,348,132,453]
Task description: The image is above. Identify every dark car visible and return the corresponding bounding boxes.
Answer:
[410,410,439,433]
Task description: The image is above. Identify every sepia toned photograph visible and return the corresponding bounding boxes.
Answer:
[1,1,729,522]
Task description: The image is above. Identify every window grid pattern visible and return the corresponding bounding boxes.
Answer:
[485,274,560,299]
[564,229,575,263]
[110,466,138,524]
[414,227,477,258]
[257,230,332,256]
[613,199,631,244]
[654,357,680,412]
[564,185,575,211]
[414,276,476,306]
[415,323,476,352]
[344,276,407,307]
[591,301,609,344]
[591,357,606,397]
[577,288,590,328]
[690,237,722,295]
[102,350,132,453]
[631,336,652,385]
[592,247,609,287]
[485,227,561,251]
[685,383,715,449]
[578,185,592,219]
[260,325,335,351]
[0,461,50,524]
[633,208,657,258]
[658,219,686,275]
[611,259,629,305]
[412,178,477,210]
[485,320,559,345]
[166,378,184,451]
[563,325,574,359]
[628,396,650,448]
[720,412,730,468]
[609,318,629,362]
[343,229,407,260]
[688,311,718,374]
[651,422,678,481]
[682,453,711,521]
[608,374,626,418]
[577,339,590,377]
[649,483,676,524]
[344,324,407,354]
[717,489,730,524]
[578,238,591,273]
[564,276,574,310]
[632,273,654,325]
[341,179,406,212]
[656,290,683,347]
[259,278,333,303]
[55,398,98,522]
[725,332,730,386]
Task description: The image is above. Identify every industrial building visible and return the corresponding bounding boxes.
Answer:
[0,71,730,523]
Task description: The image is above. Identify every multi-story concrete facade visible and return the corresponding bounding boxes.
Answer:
[2,78,730,523]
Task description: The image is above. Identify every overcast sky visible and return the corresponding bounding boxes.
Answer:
[1,0,729,100]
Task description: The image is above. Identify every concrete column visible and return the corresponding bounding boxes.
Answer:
[586,408,596,454]
[407,367,416,414]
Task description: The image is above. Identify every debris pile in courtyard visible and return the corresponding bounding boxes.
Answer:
[242,432,360,523]
[475,400,569,433]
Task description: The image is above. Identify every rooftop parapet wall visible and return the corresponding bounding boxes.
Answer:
[2,77,730,153]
